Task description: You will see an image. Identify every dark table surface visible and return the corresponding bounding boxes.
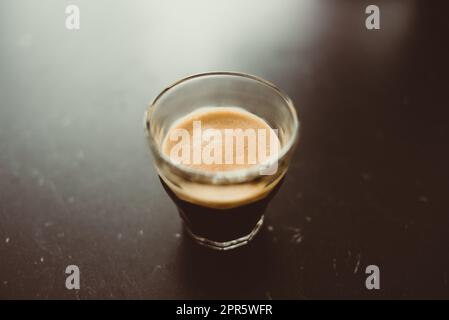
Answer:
[1,0,448,299]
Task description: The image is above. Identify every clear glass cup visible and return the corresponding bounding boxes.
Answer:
[144,72,299,250]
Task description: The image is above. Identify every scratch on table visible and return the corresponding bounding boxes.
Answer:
[287,226,303,244]
[85,285,97,297]
[294,235,303,244]
[44,221,54,228]
[361,172,372,181]
[265,291,273,300]
[286,226,301,233]
[152,264,163,274]
[418,196,428,203]
[354,253,361,274]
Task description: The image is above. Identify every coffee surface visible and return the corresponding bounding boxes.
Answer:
[162,107,278,172]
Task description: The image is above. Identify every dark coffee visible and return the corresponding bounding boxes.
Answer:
[160,177,284,243]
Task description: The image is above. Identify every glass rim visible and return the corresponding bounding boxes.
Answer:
[144,71,300,184]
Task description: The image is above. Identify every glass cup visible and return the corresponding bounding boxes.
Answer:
[145,72,299,250]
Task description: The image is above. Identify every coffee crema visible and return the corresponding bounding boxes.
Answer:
[162,106,279,172]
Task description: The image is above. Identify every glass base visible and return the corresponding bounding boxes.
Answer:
[182,215,265,250]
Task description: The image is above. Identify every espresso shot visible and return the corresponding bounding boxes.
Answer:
[159,106,283,247]
[145,72,299,250]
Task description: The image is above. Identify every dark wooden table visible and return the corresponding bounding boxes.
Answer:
[1,0,448,299]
